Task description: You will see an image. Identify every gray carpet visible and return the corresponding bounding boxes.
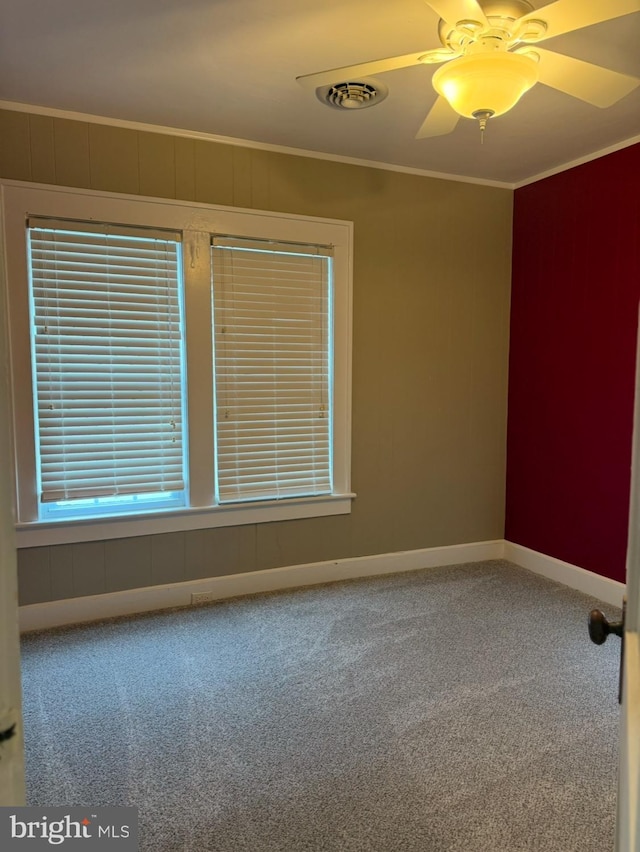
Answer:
[21,560,622,851]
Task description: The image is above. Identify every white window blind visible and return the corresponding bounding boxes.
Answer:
[28,219,185,505]
[212,236,332,503]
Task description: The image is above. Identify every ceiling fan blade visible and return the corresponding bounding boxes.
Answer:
[533,48,640,107]
[418,47,460,65]
[415,95,461,138]
[296,52,430,90]
[424,0,488,27]
[520,0,639,42]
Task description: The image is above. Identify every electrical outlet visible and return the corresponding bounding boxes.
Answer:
[190,591,217,605]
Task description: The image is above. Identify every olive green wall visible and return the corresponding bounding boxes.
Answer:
[0,109,513,606]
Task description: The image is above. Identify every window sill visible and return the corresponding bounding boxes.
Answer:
[15,493,356,548]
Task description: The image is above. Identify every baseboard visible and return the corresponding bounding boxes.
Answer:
[503,541,625,609]
[19,538,625,632]
[19,539,505,632]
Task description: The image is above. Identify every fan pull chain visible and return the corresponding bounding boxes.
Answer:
[472,109,494,145]
[480,116,487,144]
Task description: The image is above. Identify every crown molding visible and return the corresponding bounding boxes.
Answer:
[3,100,637,194]
[514,134,640,189]
[0,100,512,190]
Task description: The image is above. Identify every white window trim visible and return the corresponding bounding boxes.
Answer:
[0,180,354,548]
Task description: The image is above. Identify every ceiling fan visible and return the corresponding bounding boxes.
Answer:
[296,0,640,138]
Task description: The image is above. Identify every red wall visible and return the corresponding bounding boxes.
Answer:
[506,143,640,583]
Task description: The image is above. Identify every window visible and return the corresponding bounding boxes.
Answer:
[211,237,332,503]
[2,183,353,547]
[28,221,186,521]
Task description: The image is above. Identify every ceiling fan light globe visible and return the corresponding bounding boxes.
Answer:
[432,51,538,119]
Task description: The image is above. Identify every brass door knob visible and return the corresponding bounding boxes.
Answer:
[588,609,623,645]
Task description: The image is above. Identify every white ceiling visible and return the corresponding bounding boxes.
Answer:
[1,0,639,186]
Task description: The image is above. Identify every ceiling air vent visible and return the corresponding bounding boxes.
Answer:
[322,81,387,110]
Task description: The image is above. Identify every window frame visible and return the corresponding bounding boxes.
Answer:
[1,181,353,548]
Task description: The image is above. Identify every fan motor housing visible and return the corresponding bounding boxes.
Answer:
[438,0,534,45]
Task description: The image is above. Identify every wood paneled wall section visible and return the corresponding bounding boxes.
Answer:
[507,142,640,584]
[0,109,513,605]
